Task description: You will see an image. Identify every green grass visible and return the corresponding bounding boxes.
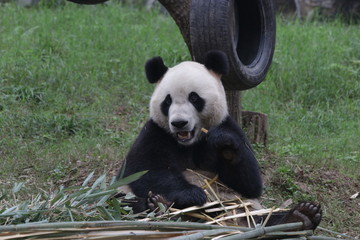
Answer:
[243,19,360,176]
[0,2,189,187]
[0,2,359,235]
[0,1,359,194]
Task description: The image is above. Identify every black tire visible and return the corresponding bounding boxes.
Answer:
[66,0,108,4]
[190,0,276,90]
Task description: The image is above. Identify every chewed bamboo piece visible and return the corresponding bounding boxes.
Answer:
[201,127,209,134]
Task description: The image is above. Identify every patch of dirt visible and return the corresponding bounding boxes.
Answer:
[260,153,360,239]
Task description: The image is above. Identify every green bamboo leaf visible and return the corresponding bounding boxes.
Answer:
[63,185,83,191]
[158,202,167,213]
[96,206,115,220]
[96,195,111,207]
[109,176,117,185]
[82,171,94,187]
[50,190,65,206]
[67,209,74,222]
[1,206,17,215]
[69,188,90,200]
[12,182,25,193]
[89,174,106,192]
[108,171,148,190]
[108,198,123,218]
[86,190,117,199]
[118,158,127,179]
[52,195,68,207]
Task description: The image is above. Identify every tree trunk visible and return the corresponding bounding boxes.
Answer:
[225,90,242,126]
[158,0,193,55]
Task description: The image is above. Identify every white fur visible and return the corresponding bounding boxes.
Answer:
[150,61,228,144]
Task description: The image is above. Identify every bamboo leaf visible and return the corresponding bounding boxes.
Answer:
[86,190,117,199]
[82,171,95,187]
[96,195,111,207]
[96,206,115,220]
[108,171,148,190]
[12,182,25,193]
[91,174,106,190]
[1,206,17,215]
[118,158,127,180]
[50,190,65,206]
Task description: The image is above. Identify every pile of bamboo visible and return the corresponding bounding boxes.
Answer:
[0,171,344,239]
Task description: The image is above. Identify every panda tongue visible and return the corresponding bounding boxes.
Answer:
[178,131,191,140]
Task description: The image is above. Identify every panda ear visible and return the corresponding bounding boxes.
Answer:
[204,50,229,76]
[145,56,168,84]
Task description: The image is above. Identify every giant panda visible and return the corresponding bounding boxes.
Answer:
[118,50,262,209]
[117,51,322,230]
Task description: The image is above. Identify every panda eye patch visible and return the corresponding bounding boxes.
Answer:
[189,92,199,103]
[164,94,172,105]
[189,92,205,112]
[161,94,172,116]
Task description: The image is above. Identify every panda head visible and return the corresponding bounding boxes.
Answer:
[146,50,229,145]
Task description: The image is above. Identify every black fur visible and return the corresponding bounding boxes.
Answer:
[188,92,205,112]
[118,116,262,212]
[160,94,172,116]
[194,116,263,198]
[204,50,229,75]
[145,56,168,83]
[119,120,207,212]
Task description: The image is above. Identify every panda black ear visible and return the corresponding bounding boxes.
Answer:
[204,50,229,76]
[145,56,168,84]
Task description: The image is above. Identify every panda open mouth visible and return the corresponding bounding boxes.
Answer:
[176,130,195,142]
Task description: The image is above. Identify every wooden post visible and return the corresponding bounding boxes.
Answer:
[226,90,242,126]
[158,0,193,55]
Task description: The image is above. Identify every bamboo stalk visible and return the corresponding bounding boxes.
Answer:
[308,236,345,240]
[0,220,252,233]
[217,222,304,240]
[205,202,252,213]
[265,230,313,237]
[262,206,275,227]
[317,226,355,240]
[183,212,212,221]
[166,201,222,216]
[170,229,239,240]
[206,208,285,224]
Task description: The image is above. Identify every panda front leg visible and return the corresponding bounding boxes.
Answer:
[128,169,207,212]
[207,116,263,199]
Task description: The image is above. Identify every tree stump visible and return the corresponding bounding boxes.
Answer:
[241,111,268,146]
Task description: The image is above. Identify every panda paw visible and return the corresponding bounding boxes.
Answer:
[207,129,239,160]
[147,191,172,215]
[283,202,322,230]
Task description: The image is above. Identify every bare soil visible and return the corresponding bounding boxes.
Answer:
[261,153,360,238]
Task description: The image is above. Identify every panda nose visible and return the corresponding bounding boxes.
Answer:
[171,120,188,129]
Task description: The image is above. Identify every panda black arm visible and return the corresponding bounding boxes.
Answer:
[206,116,263,198]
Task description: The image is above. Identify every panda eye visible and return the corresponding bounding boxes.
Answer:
[189,92,200,103]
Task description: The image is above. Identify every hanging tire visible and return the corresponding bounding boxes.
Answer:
[190,0,276,90]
